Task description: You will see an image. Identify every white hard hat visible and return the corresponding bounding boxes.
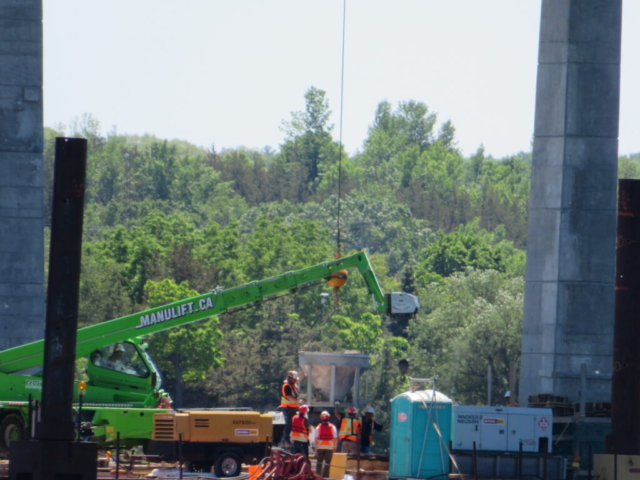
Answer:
[504,391,511,398]
[365,406,375,414]
[288,370,299,380]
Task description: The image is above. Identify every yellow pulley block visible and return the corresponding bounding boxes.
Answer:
[327,269,348,288]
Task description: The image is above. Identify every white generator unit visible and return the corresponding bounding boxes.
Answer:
[452,406,553,453]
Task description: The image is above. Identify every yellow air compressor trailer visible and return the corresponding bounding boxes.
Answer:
[150,409,274,476]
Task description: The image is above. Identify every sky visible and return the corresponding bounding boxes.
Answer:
[43,1,640,159]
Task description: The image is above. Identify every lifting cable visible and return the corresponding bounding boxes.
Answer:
[329,0,348,313]
[335,0,347,260]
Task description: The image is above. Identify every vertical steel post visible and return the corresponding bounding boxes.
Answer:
[354,366,361,409]
[116,432,120,480]
[179,433,184,479]
[38,138,87,440]
[330,364,336,404]
[77,394,83,441]
[472,441,478,480]
[307,365,313,406]
[509,361,517,407]
[37,137,87,441]
[518,442,523,480]
[27,394,32,440]
[580,364,587,416]
[487,365,493,406]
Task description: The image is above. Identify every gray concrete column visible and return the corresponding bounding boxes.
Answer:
[520,0,621,405]
[0,0,45,350]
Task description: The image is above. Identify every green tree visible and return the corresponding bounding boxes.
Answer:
[397,142,469,230]
[202,311,319,410]
[297,191,433,276]
[619,154,640,179]
[211,149,269,205]
[78,255,132,328]
[332,313,384,354]
[139,141,178,201]
[278,87,341,200]
[407,269,523,405]
[437,120,457,151]
[240,217,333,283]
[414,221,525,288]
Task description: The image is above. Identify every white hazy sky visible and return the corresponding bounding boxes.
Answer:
[43,1,640,159]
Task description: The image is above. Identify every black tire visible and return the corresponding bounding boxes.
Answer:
[0,414,25,452]
[214,452,242,477]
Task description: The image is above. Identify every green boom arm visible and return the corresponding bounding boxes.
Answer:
[0,252,390,374]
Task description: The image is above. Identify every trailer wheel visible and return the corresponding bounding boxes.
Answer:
[214,452,241,477]
[0,414,25,452]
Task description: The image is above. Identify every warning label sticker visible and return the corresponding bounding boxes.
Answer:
[538,417,549,430]
[235,429,258,436]
[483,418,505,425]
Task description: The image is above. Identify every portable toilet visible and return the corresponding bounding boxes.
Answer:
[389,389,453,480]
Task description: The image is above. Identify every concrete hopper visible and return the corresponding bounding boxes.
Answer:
[299,351,370,408]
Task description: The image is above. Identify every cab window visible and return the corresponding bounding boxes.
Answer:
[89,342,150,378]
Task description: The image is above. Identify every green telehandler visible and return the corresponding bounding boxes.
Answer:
[0,251,419,453]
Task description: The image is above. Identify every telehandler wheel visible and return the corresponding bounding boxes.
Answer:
[0,414,25,452]
[214,452,241,477]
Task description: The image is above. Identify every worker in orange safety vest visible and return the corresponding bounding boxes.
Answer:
[280,370,300,447]
[314,411,337,478]
[334,403,360,455]
[291,404,310,457]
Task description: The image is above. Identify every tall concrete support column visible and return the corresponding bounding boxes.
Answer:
[0,0,45,350]
[520,0,621,405]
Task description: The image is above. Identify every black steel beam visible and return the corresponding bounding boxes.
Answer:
[37,137,87,441]
[607,179,640,454]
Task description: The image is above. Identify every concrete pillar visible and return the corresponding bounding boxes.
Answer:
[0,0,45,350]
[520,0,621,405]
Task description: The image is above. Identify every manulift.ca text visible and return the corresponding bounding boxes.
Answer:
[137,297,215,329]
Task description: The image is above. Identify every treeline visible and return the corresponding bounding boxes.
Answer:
[46,87,640,450]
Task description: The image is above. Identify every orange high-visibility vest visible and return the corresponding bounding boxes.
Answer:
[339,417,360,442]
[316,422,336,450]
[291,414,309,442]
[280,381,298,408]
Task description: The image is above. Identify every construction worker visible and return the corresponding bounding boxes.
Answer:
[314,411,337,478]
[504,391,520,407]
[157,393,174,409]
[105,343,127,370]
[334,404,360,455]
[360,406,386,454]
[291,405,311,458]
[280,370,300,447]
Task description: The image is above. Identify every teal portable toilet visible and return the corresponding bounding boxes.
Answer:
[389,389,453,480]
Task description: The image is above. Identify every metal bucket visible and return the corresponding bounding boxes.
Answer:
[298,351,370,408]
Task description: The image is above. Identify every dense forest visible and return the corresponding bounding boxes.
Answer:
[47,87,640,450]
